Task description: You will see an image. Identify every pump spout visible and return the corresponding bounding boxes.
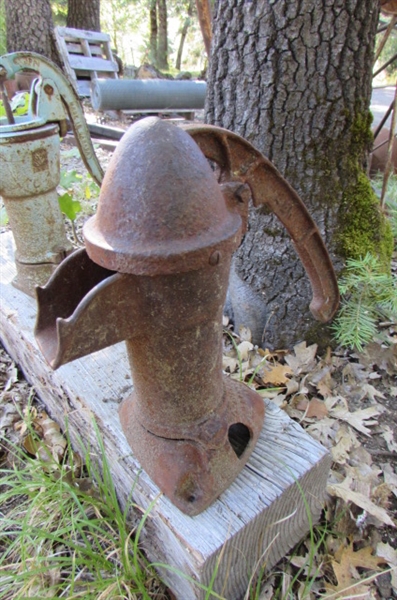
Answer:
[35,248,142,368]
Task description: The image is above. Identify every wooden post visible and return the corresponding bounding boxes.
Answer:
[0,232,331,600]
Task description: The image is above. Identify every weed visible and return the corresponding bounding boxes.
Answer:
[57,161,100,244]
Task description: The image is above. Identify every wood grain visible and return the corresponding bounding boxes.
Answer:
[0,232,331,600]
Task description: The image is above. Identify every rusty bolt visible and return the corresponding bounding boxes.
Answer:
[44,83,54,95]
[209,250,221,265]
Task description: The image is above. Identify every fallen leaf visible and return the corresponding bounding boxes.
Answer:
[328,477,395,527]
[360,383,386,402]
[34,412,67,462]
[238,325,252,342]
[259,362,292,385]
[361,341,397,375]
[284,341,318,374]
[4,364,18,391]
[382,426,397,453]
[324,541,386,598]
[223,356,239,373]
[334,541,386,571]
[376,541,397,567]
[306,418,338,448]
[382,463,397,498]
[237,340,254,361]
[295,397,328,419]
[327,397,385,436]
[331,424,360,464]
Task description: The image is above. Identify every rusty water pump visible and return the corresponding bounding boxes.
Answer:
[0,52,103,296]
[35,117,339,516]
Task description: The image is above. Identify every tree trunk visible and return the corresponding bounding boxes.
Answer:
[206,0,393,349]
[157,0,168,70]
[67,0,101,32]
[196,0,212,57]
[176,0,194,71]
[149,0,158,66]
[5,0,60,64]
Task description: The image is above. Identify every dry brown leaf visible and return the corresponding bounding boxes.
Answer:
[295,397,328,419]
[382,426,397,452]
[259,363,292,385]
[328,477,395,527]
[331,424,360,465]
[237,340,254,361]
[306,418,338,448]
[223,355,239,373]
[376,542,397,591]
[334,541,386,571]
[284,341,318,374]
[34,412,67,462]
[382,463,397,498]
[326,397,385,436]
[324,542,386,599]
[361,341,397,375]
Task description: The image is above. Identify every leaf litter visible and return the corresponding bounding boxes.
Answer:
[221,318,397,598]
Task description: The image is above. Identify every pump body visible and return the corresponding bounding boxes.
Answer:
[35,117,339,516]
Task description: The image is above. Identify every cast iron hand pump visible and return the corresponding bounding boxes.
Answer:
[35,117,339,516]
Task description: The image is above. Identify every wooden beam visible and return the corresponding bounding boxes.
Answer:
[0,232,331,600]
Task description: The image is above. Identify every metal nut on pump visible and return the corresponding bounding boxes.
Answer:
[34,117,339,516]
[0,52,103,296]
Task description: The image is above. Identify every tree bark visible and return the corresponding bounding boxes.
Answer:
[157,0,168,70]
[196,0,212,57]
[5,0,60,64]
[67,0,101,32]
[176,0,194,70]
[206,0,391,349]
[149,0,158,66]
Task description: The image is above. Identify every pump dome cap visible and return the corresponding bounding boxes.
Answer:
[84,117,243,275]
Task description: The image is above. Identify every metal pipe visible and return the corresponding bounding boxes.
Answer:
[91,78,206,112]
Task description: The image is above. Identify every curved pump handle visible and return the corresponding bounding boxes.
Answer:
[185,124,339,323]
[0,52,103,187]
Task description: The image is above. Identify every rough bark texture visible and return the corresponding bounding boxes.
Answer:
[5,0,60,64]
[67,0,101,32]
[206,0,389,349]
[157,0,168,70]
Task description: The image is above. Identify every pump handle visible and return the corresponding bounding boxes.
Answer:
[0,52,103,187]
[185,124,339,322]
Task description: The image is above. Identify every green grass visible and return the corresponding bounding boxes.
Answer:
[0,425,166,600]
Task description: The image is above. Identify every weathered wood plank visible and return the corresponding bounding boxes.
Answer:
[0,231,331,600]
[68,55,118,73]
[56,26,113,43]
[63,42,104,56]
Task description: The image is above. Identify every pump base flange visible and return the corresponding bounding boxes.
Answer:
[119,375,265,516]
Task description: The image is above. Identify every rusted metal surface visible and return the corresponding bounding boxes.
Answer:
[0,51,106,296]
[35,117,265,516]
[0,52,103,185]
[0,124,73,296]
[184,124,340,323]
[35,117,339,516]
